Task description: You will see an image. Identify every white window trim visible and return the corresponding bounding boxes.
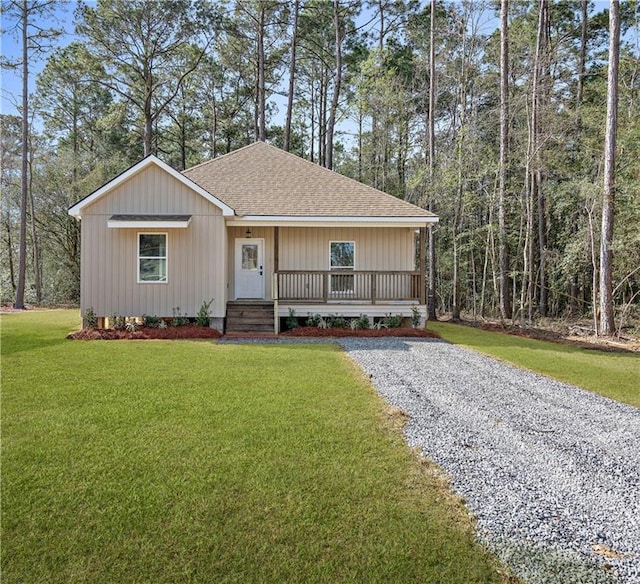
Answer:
[137,232,168,284]
[329,240,355,294]
[329,240,356,270]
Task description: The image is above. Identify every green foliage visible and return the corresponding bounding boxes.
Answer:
[142,315,162,328]
[124,320,139,333]
[327,314,348,329]
[83,307,97,329]
[382,313,403,328]
[411,306,421,328]
[353,314,371,330]
[196,299,214,327]
[110,314,126,330]
[286,308,298,330]
[171,307,189,327]
[306,313,324,327]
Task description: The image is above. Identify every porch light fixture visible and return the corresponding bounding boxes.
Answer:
[246,228,252,238]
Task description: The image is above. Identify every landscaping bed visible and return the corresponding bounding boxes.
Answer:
[67,325,222,340]
[282,326,441,338]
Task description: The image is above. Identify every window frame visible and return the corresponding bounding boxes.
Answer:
[329,240,356,270]
[137,232,168,284]
[329,240,355,294]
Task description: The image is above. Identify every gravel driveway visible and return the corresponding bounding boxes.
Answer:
[339,337,640,584]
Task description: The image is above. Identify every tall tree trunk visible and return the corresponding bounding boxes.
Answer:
[28,146,42,302]
[283,0,299,152]
[326,0,342,171]
[536,1,549,318]
[426,0,437,320]
[497,0,511,321]
[257,3,266,142]
[599,0,620,336]
[15,0,29,309]
[569,0,589,316]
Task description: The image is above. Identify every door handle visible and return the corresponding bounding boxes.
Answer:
[259,265,263,276]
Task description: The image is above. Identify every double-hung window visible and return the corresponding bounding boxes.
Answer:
[330,241,355,294]
[138,233,167,283]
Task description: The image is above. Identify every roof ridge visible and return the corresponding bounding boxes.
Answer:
[183,141,267,173]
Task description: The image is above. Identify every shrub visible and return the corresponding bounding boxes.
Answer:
[286,308,298,330]
[327,314,348,328]
[382,313,403,328]
[125,320,139,332]
[353,314,370,329]
[172,307,190,327]
[143,315,162,328]
[196,299,214,327]
[113,315,126,330]
[306,313,323,327]
[411,305,421,328]
[83,307,97,329]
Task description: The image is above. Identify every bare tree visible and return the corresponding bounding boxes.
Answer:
[498,0,511,321]
[326,0,344,170]
[2,0,60,309]
[283,0,299,152]
[599,0,620,336]
[426,0,437,320]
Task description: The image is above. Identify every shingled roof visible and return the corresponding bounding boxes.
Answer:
[183,142,436,220]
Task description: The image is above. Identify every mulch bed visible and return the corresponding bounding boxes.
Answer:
[68,326,441,340]
[67,325,222,340]
[281,326,442,338]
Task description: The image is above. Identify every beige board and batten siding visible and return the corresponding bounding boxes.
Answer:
[80,165,227,318]
[279,227,415,271]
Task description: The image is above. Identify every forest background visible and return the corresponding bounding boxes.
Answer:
[1,0,638,335]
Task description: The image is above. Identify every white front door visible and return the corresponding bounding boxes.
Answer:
[235,238,264,299]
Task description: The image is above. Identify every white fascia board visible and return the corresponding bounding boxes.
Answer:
[68,155,235,218]
[108,219,191,229]
[227,215,438,228]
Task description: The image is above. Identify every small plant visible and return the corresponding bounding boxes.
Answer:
[372,320,386,330]
[158,320,168,329]
[113,315,126,330]
[306,313,323,327]
[143,314,162,328]
[353,313,370,329]
[196,299,214,327]
[84,307,97,329]
[349,318,359,330]
[327,314,348,329]
[286,308,298,330]
[382,313,403,328]
[171,307,190,327]
[125,320,139,332]
[411,305,421,328]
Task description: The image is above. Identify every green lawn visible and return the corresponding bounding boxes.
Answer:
[430,321,640,409]
[1,310,511,584]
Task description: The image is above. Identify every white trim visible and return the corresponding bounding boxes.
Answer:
[227,216,438,228]
[137,232,168,284]
[329,240,356,269]
[68,155,235,217]
[108,219,191,229]
[278,303,426,318]
[329,241,355,295]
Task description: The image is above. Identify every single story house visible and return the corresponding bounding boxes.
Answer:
[68,142,438,333]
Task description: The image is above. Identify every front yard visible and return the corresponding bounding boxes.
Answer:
[1,310,511,583]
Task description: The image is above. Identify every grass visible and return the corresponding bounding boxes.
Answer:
[430,321,640,409]
[1,310,512,584]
